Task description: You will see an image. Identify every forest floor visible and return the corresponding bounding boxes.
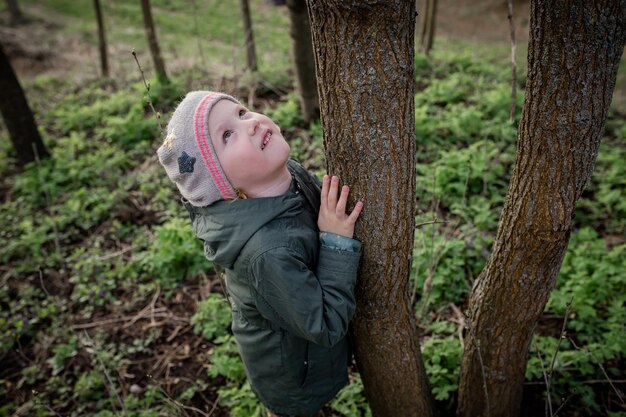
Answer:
[1,1,625,417]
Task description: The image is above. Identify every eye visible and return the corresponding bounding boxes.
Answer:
[223,130,232,143]
[238,109,247,118]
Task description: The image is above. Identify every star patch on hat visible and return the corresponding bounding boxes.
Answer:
[178,151,196,174]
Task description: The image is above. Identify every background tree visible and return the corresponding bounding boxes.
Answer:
[5,0,23,25]
[307,1,433,416]
[93,0,109,77]
[140,0,167,81]
[286,0,319,123]
[419,0,437,55]
[0,41,49,165]
[240,0,257,72]
[457,2,626,417]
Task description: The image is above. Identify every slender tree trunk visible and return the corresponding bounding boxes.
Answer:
[240,0,257,72]
[287,0,319,123]
[0,42,49,166]
[457,2,626,417]
[93,0,109,77]
[140,0,167,82]
[307,1,433,416]
[419,0,437,55]
[5,0,22,25]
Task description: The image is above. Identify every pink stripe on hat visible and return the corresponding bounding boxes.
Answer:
[194,94,235,199]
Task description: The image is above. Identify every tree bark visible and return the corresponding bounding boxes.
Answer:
[0,41,49,166]
[287,0,319,123]
[240,0,258,72]
[5,0,23,25]
[457,2,626,417]
[140,0,167,82]
[419,0,437,55]
[93,0,109,77]
[307,1,433,416]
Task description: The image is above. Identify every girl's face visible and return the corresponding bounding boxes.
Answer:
[209,99,291,195]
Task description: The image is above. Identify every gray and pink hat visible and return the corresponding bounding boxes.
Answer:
[157,91,239,207]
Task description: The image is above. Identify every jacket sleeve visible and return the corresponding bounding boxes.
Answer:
[249,242,361,348]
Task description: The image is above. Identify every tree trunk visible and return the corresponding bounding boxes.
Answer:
[287,0,319,123]
[240,0,258,72]
[457,2,626,417]
[140,0,167,82]
[419,0,437,55]
[0,41,49,166]
[93,0,109,77]
[5,0,22,25]
[307,1,433,416]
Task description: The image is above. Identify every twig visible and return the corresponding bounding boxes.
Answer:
[415,219,448,229]
[37,268,50,297]
[131,49,164,135]
[449,302,466,349]
[525,379,626,386]
[596,361,626,408]
[535,347,552,417]
[568,337,626,408]
[552,395,572,417]
[71,308,188,330]
[547,298,573,415]
[94,246,134,262]
[83,330,129,417]
[160,385,216,417]
[507,0,517,122]
[190,0,207,69]
[207,393,220,416]
[475,339,491,417]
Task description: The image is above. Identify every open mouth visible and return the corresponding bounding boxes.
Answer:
[261,130,272,150]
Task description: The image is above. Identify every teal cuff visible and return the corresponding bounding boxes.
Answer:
[319,232,361,253]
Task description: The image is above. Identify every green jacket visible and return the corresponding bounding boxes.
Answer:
[185,160,361,415]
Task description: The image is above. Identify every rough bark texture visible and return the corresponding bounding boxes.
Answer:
[287,0,319,123]
[240,0,258,72]
[93,0,109,77]
[458,2,626,417]
[0,41,49,165]
[307,1,433,416]
[140,0,167,81]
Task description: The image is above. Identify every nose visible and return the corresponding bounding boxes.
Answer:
[244,115,259,136]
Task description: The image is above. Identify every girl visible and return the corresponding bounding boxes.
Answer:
[157,91,363,416]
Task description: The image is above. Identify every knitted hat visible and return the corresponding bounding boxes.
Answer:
[157,91,239,207]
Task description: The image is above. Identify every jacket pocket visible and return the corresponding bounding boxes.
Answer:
[280,331,309,386]
[301,339,349,391]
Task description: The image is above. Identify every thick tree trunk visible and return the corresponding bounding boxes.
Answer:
[457,2,626,417]
[5,0,23,25]
[307,1,433,416]
[287,0,319,123]
[0,42,49,166]
[240,0,258,72]
[93,0,109,77]
[419,0,437,55]
[140,0,167,81]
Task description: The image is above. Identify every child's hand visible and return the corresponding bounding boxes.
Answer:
[318,175,364,239]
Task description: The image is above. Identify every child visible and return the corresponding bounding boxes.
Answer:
[157,91,363,417]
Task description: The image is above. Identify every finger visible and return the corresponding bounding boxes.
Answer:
[336,185,349,215]
[348,201,364,223]
[327,176,339,210]
[320,175,329,207]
